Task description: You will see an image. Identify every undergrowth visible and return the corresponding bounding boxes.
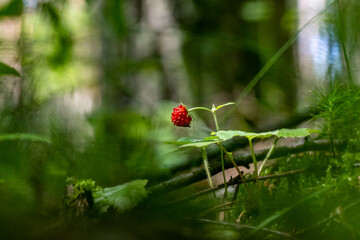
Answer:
[212,85,360,239]
[60,86,360,240]
[157,85,360,239]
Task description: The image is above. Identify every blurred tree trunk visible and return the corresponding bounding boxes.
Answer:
[96,0,132,110]
[267,0,297,112]
[176,0,297,114]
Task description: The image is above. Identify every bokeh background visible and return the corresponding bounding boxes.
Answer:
[0,0,359,237]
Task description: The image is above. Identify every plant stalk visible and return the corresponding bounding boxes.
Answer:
[212,107,228,199]
[212,107,220,132]
[248,138,260,187]
[188,107,212,113]
[201,148,214,188]
[220,145,251,195]
[258,137,279,175]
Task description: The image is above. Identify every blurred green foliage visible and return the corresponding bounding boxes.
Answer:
[0,0,360,239]
[0,0,22,18]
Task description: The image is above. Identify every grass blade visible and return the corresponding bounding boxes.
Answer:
[0,133,51,143]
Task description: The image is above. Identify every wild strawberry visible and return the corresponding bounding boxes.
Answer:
[171,104,192,127]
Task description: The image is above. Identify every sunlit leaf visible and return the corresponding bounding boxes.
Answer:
[277,128,318,138]
[0,61,20,77]
[0,133,51,143]
[95,179,148,213]
[216,128,318,141]
[216,130,277,141]
[180,136,220,148]
[203,136,219,141]
[168,136,220,148]
[166,137,200,145]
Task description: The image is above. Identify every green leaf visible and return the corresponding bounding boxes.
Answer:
[95,179,148,213]
[180,140,219,148]
[277,128,317,138]
[202,136,219,141]
[170,137,200,145]
[216,102,235,110]
[0,133,51,143]
[0,61,20,77]
[166,136,220,148]
[216,128,318,141]
[216,130,277,141]
[179,136,220,148]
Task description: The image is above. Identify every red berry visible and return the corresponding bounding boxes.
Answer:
[171,104,192,127]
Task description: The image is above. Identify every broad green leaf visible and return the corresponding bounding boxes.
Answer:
[0,61,20,77]
[277,128,316,138]
[308,129,321,134]
[177,137,199,142]
[166,136,219,146]
[202,136,219,141]
[180,139,219,148]
[216,102,235,110]
[179,136,220,148]
[165,137,200,145]
[0,133,51,143]
[216,130,277,141]
[169,136,220,148]
[216,128,318,141]
[95,179,148,213]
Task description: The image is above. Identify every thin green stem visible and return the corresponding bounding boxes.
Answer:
[189,104,235,201]
[212,109,220,132]
[220,146,228,200]
[220,145,251,195]
[201,148,214,188]
[248,138,259,187]
[258,137,279,175]
[210,106,228,200]
[188,107,212,113]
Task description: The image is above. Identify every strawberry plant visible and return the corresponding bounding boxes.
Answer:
[173,102,318,197]
[124,94,350,240]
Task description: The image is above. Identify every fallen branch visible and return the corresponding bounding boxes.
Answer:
[149,140,343,195]
[166,169,305,205]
